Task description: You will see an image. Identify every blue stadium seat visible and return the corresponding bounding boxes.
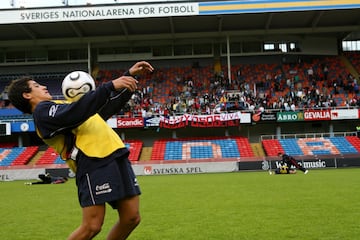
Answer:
[279,139,303,156]
[0,147,25,166]
[54,156,65,164]
[328,137,357,154]
[164,138,241,160]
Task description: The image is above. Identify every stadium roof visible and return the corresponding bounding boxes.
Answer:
[0,1,359,47]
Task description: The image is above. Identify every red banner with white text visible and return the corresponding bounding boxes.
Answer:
[117,117,144,128]
[159,112,249,129]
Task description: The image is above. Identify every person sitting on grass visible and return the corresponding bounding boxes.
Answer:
[278,152,309,174]
[274,164,296,174]
[25,173,68,185]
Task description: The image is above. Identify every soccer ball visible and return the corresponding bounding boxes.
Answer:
[62,71,95,102]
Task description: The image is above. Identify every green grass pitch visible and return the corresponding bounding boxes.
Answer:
[0,168,359,240]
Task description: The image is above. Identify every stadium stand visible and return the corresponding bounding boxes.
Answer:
[0,148,13,166]
[262,136,360,157]
[35,147,59,165]
[86,54,360,112]
[53,155,65,164]
[1,135,360,166]
[10,146,39,166]
[261,139,284,157]
[151,136,254,161]
[327,137,357,154]
[345,136,360,152]
[0,54,359,165]
[278,139,304,156]
[33,140,144,165]
[1,53,360,116]
[125,140,143,162]
[150,139,166,161]
[0,147,26,166]
[344,51,360,74]
[0,142,17,148]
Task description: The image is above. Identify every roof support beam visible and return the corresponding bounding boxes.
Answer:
[119,19,129,37]
[311,11,324,28]
[69,22,83,38]
[18,24,37,40]
[217,15,223,32]
[168,16,175,37]
[265,13,274,30]
[0,25,358,47]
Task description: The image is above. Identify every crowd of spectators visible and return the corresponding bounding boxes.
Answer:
[1,54,360,117]
[114,57,360,118]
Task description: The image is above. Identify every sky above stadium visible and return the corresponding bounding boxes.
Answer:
[0,0,181,9]
[3,0,360,11]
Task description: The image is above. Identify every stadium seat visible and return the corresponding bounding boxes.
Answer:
[266,137,360,157]
[328,137,358,154]
[279,139,304,156]
[125,140,143,162]
[35,141,144,164]
[151,137,253,161]
[151,139,166,161]
[11,146,39,166]
[345,136,360,152]
[0,147,25,166]
[36,147,60,165]
[262,139,284,156]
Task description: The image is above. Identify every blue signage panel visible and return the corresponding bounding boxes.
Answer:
[11,121,35,133]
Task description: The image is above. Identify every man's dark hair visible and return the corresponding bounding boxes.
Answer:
[8,76,33,114]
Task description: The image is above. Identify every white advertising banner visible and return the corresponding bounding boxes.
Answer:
[132,161,238,176]
[0,168,45,181]
[330,109,358,120]
[0,3,199,24]
[106,117,117,128]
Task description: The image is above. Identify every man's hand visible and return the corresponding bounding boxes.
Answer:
[128,61,154,76]
[112,76,138,92]
[112,61,154,92]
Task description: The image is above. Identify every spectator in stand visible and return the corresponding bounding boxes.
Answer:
[307,67,314,81]
[346,74,354,93]
[290,102,296,111]
[286,78,292,89]
[354,82,359,94]
[175,74,182,85]
[333,80,339,95]
[147,83,154,98]
[329,98,337,107]
[1,85,10,107]
[336,74,344,88]
[219,93,227,112]
[236,68,242,82]
[323,64,329,81]
[187,77,193,88]
[10,60,355,116]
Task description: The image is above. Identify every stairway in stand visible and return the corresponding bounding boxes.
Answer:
[139,147,153,161]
